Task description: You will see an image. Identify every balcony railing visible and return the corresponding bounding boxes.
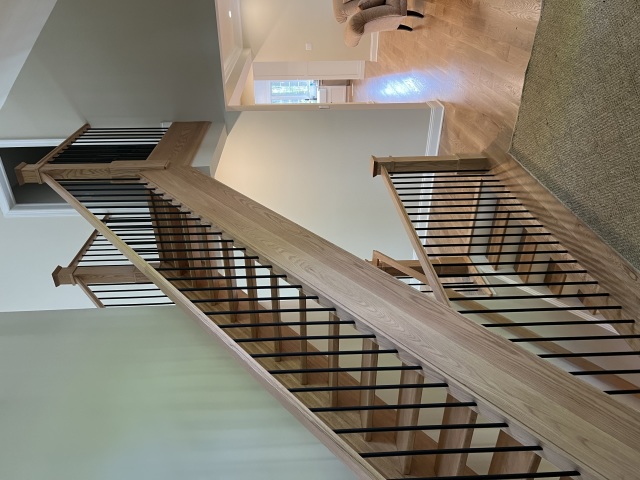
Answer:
[33,125,640,480]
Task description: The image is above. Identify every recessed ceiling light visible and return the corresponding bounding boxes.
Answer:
[228,10,232,18]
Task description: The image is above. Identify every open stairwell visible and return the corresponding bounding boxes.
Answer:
[371,155,640,403]
[19,123,640,480]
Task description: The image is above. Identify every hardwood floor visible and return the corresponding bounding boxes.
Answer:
[351,0,542,154]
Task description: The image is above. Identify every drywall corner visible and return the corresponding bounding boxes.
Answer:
[425,100,444,156]
[190,122,228,176]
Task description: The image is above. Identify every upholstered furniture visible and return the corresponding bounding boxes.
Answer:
[345,0,423,47]
[332,0,362,23]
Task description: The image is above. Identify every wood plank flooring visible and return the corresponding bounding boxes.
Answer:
[351,0,542,154]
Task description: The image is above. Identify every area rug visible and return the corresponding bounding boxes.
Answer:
[509,0,640,269]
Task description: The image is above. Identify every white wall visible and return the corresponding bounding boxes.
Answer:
[0,0,58,112]
[0,0,226,139]
[0,214,94,311]
[216,0,243,80]
[241,0,370,62]
[215,108,432,260]
[0,306,356,480]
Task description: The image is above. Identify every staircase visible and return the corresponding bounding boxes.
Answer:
[20,123,640,480]
[371,155,640,402]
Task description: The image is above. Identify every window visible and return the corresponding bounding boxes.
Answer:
[270,80,317,104]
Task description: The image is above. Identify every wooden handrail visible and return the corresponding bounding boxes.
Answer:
[371,250,640,397]
[138,166,640,480]
[15,123,90,184]
[376,151,640,350]
[379,167,450,305]
[76,278,105,308]
[53,264,158,286]
[15,122,210,184]
[371,154,490,177]
[43,173,385,480]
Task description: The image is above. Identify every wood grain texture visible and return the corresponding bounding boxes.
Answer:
[15,123,90,184]
[487,148,640,349]
[488,430,541,478]
[395,369,424,474]
[380,168,450,304]
[371,252,640,395]
[33,162,165,182]
[352,0,541,153]
[371,154,489,177]
[76,278,105,308]
[16,122,209,184]
[147,121,211,168]
[141,166,640,480]
[53,265,158,285]
[434,394,477,476]
[328,313,340,407]
[43,173,385,480]
[359,338,379,442]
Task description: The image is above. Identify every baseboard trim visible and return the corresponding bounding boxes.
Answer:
[425,100,444,156]
[4,203,77,218]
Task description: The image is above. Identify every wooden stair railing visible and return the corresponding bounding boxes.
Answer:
[41,172,639,480]
[370,251,640,402]
[33,128,640,479]
[15,122,210,184]
[52,216,172,308]
[372,155,640,403]
[48,176,585,480]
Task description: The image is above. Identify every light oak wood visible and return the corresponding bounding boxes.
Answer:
[434,394,478,476]
[352,0,541,154]
[299,296,309,385]
[371,251,640,396]
[371,154,489,177]
[487,208,512,266]
[52,264,155,285]
[15,122,209,184]
[380,168,450,304]
[44,173,385,480]
[374,152,640,351]
[270,275,283,360]
[245,258,260,338]
[328,312,340,407]
[487,148,640,349]
[395,369,424,474]
[359,338,379,442]
[76,278,105,308]
[222,239,240,323]
[488,430,542,478]
[139,167,640,480]
[371,252,469,279]
[15,123,89,185]
[146,121,210,168]
[22,162,166,183]
[467,178,486,256]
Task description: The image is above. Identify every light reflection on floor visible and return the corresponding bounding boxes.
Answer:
[346,0,540,153]
[356,72,428,103]
[353,70,459,104]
